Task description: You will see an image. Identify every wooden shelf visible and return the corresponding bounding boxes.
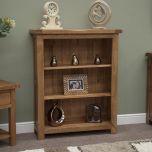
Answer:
[0,129,10,140]
[44,64,112,70]
[44,92,111,100]
[0,104,11,109]
[45,121,112,134]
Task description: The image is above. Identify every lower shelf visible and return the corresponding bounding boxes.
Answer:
[45,121,112,134]
[0,129,10,140]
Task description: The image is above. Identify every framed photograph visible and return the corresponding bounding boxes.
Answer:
[63,74,88,95]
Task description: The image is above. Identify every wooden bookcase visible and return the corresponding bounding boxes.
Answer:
[30,29,122,139]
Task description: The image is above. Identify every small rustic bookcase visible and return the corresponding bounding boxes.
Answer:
[30,29,122,139]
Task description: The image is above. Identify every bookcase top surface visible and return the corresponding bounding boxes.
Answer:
[0,80,19,90]
[30,29,122,35]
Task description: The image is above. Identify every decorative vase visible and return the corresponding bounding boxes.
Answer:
[48,102,65,127]
[72,55,79,66]
[94,55,102,64]
[50,56,57,67]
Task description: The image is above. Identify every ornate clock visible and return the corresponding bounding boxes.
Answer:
[47,1,59,17]
[88,0,111,29]
[41,1,62,29]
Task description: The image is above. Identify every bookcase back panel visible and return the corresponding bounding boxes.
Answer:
[44,39,112,66]
[45,97,111,125]
[44,68,111,95]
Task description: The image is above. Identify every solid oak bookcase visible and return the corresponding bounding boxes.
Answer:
[30,29,122,139]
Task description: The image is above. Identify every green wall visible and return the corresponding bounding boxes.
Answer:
[0,0,152,123]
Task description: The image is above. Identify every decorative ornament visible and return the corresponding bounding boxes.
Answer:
[72,55,79,66]
[50,56,57,67]
[48,102,65,127]
[88,0,111,29]
[86,104,102,123]
[41,1,62,29]
[94,55,102,64]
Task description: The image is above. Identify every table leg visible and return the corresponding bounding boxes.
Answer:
[8,90,16,146]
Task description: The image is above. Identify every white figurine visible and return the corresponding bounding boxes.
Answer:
[41,1,62,29]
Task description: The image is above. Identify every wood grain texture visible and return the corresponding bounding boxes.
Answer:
[111,35,119,133]
[44,68,111,96]
[44,64,112,70]
[45,121,112,134]
[31,29,121,138]
[9,90,16,146]
[0,92,10,106]
[43,39,112,67]
[0,129,10,140]
[146,53,152,124]
[0,105,11,109]
[44,93,111,100]
[30,29,122,35]
[0,80,19,90]
[0,81,18,145]
[34,37,45,139]
[45,97,110,125]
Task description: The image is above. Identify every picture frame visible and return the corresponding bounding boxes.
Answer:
[63,74,88,95]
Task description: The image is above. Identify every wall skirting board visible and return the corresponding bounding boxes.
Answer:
[117,113,146,125]
[0,113,146,134]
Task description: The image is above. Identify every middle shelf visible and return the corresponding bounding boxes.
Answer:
[44,92,111,100]
[44,68,111,96]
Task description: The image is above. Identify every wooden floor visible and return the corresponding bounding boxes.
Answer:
[0,123,152,152]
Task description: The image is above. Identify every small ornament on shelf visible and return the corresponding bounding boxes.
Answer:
[48,102,65,127]
[94,55,102,64]
[86,104,102,123]
[41,0,62,29]
[72,54,79,66]
[50,56,57,67]
[88,0,111,29]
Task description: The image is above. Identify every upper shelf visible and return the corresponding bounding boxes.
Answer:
[44,64,112,70]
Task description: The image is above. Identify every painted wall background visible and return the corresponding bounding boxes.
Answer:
[0,0,152,123]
